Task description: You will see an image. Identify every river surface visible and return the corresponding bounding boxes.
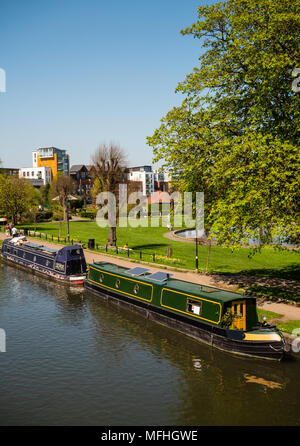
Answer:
[0,263,300,426]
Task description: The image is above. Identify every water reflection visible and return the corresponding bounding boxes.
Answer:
[85,290,297,425]
[0,263,300,426]
[243,374,283,390]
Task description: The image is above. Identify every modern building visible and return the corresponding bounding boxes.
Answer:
[126,166,172,196]
[126,165,155,196]
[153,169,172,192]
[32,147,69,179]
[19,166,52,187]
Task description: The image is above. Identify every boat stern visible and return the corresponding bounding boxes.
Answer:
[69,275,86,286]
[226,326,286,360]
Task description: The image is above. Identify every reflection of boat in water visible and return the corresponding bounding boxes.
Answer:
[1,236,87,285]
[244,374,283,389]
[85,289,289,394]
[85,261,286,361]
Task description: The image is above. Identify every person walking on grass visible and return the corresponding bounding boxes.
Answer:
[11,225,18,238]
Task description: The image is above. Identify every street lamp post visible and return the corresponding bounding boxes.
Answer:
[195,234,198,271]
[66,199,70,243]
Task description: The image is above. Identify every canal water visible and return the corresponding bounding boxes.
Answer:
[0,263,300,426]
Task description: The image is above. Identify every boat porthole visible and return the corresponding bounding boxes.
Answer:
[115,279,120,288]
[99,273,104,283]
[133,284,139,294]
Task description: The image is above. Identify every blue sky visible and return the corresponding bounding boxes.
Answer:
[0,0,213,169]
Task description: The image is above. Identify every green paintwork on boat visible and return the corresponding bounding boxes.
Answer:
[87,261,259,330]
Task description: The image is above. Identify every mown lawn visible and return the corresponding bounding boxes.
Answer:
[18,220,300,280]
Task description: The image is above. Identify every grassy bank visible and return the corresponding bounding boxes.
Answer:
[257,309,300,335]
[18,221,299,277]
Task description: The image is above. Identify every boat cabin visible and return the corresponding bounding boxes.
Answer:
[88,262,259,331]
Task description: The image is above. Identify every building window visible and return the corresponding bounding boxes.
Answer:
[187,299,202,316]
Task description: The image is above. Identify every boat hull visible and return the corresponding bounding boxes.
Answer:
[1,253,85,286]
[85,280,286,361]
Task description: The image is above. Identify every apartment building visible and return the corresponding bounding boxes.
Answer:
[127,165,155,196]
[32,147,69,179]
[126,165,172,196]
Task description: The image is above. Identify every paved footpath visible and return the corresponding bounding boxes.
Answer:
[1,232,300,323]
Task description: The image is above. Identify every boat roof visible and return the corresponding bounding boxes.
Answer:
[5,238,83,256]
[90,261,253,304]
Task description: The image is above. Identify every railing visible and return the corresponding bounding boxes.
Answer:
[1,227,182,267]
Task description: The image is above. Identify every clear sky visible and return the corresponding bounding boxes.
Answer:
[0,0,213,169]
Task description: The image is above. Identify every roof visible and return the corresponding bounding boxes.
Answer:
[91,262,253,304]
[165,279,251,303]
[36,146,63,151]
[70,164,88,172]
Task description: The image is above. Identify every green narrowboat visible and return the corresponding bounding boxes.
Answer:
[85,261,286,360]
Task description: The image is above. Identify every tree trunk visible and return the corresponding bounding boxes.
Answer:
[107,226,117,246]
[63,202,68,222]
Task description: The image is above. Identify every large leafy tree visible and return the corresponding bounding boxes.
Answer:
[147,0,300,248]
[0,175,36,223]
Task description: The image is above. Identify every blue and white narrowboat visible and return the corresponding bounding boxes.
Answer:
[1,237,87,285]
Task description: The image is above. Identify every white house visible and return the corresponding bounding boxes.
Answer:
[19,166,52,187]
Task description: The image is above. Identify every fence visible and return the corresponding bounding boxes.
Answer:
[0,227,182,267]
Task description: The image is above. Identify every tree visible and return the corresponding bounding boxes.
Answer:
[39,183,51,206]
[147,0,300,249]
[0,175,36,223]
[91,143,127,246]
[50,174,75,222]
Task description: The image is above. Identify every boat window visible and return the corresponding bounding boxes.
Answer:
[6,247,10,253]
[187,299,202,316]
[133,284,139,294]
[68,259,83,274]
[70,249,81,256]
[99,273,104,283]
[115,279,120,288]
